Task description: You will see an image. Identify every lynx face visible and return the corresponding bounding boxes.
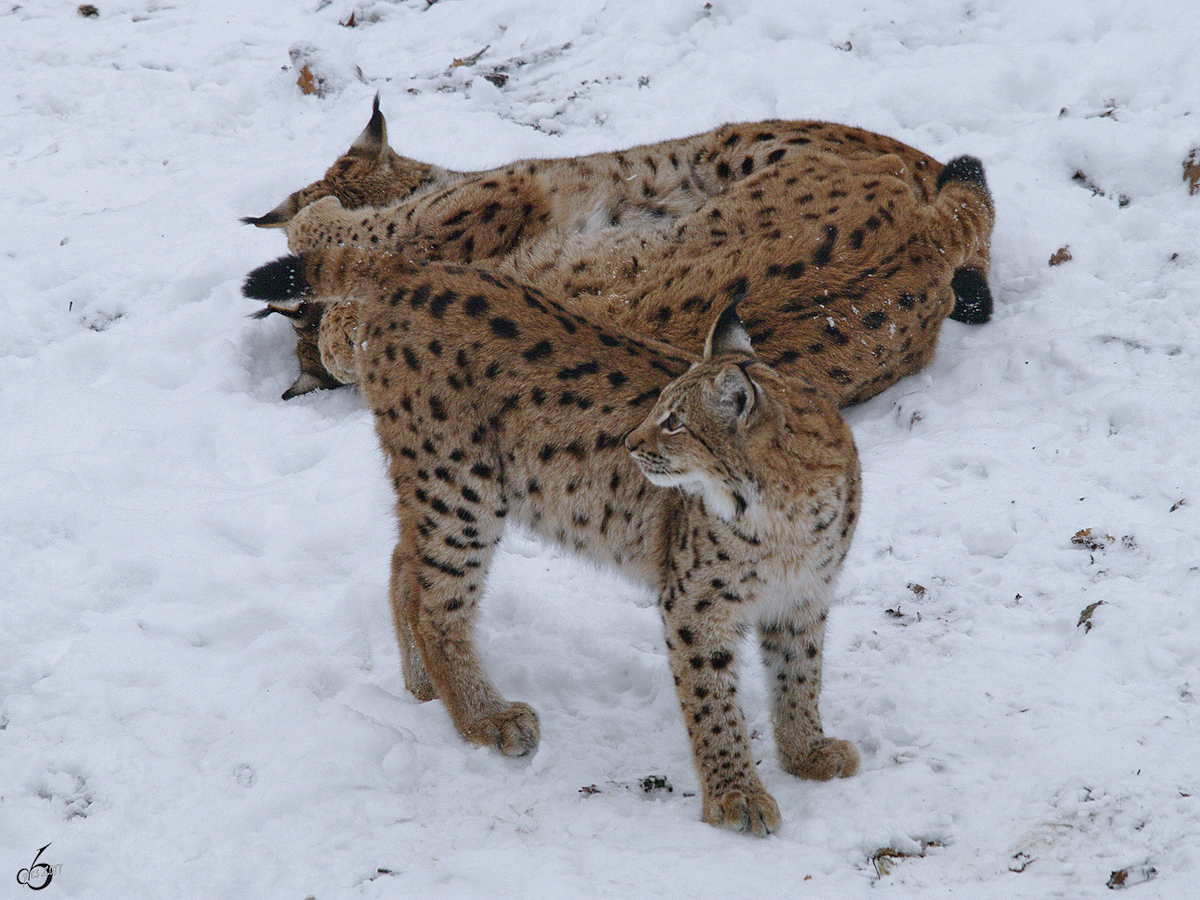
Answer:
[241,96,442,229]
[627,357,761,523]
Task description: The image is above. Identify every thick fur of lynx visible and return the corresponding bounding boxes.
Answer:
[246,98,994,404]
[246,249,862,835]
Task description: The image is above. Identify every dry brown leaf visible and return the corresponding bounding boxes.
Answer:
[1049,246,1072,266]
[451,45,490,68]
[1185,149,1200,196]
[1107,865,1156,889]
[1071,528,1113,552]
[1077,600,1104,632]
[297,66,317,96]
[871,843,940,877]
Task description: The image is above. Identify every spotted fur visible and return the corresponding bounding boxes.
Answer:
[246,98,994,404]
[246,249,862,835]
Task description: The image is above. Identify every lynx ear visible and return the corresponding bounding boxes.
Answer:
[703,299,754,359]
[282,372,328,401]
[709,364,757,426]
[249,300,306,321]
[349,93,388,162]
[241,195,297,228]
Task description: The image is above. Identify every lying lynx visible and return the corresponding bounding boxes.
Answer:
[245,249,862,835]
[246,98,994,404]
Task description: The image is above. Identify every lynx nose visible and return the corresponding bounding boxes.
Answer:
[624,430,640,453]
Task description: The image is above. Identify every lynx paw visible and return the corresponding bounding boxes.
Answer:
[300,194,344,216]
[286,195,346,251]
[400,644,437,701]
[782,737,860,781]
[403,669,436,703]
[466,702,540,757]
[703,788,781,837]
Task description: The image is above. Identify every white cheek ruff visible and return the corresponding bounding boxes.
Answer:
[634,465,744,523]
[700,481,738,522]
[637,469,682,488]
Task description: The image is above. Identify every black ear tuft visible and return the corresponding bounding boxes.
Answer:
[949,267,993,324]
[351,93,387,155]
[367,97,385,143]
[242,255,311,301]
[704,299,755,359]
[240,211,286,227]
[248,302,305,321]
[937,155,988,192]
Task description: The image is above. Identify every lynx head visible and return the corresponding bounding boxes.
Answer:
[251,299,346,400]
[626,301,766,522]
[242,95,440,228]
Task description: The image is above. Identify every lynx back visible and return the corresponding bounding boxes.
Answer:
[246,99,994,405]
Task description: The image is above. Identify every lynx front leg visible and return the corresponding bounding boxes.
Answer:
[285,196,379,254]
[404,514,539,758]
[389,536,435,702]
[662,597,780,836]
[285,180,553,263]
[758,609,859,781]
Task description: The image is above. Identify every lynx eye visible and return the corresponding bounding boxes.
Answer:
[660,411,685,434]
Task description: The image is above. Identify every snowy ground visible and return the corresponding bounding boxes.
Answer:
[3,1,1199,897]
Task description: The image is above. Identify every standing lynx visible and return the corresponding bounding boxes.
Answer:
[246,98,994,404]
[245,248,862,835]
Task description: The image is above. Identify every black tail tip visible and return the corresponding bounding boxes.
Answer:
[243,255,310,301]
[949,267,993,324]
[937,155,988,192]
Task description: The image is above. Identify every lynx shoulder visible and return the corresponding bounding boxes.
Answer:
[246,249,862,835]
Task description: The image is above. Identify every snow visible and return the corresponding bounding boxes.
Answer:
[3,0,1199,896]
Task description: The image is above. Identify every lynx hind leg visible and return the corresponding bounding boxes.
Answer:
[662,601,781,836]
[396,487,539,758]
[758,609,859,781]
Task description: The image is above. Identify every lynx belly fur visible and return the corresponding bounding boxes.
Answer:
[246,98,994,405]
[245,249,862,835]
